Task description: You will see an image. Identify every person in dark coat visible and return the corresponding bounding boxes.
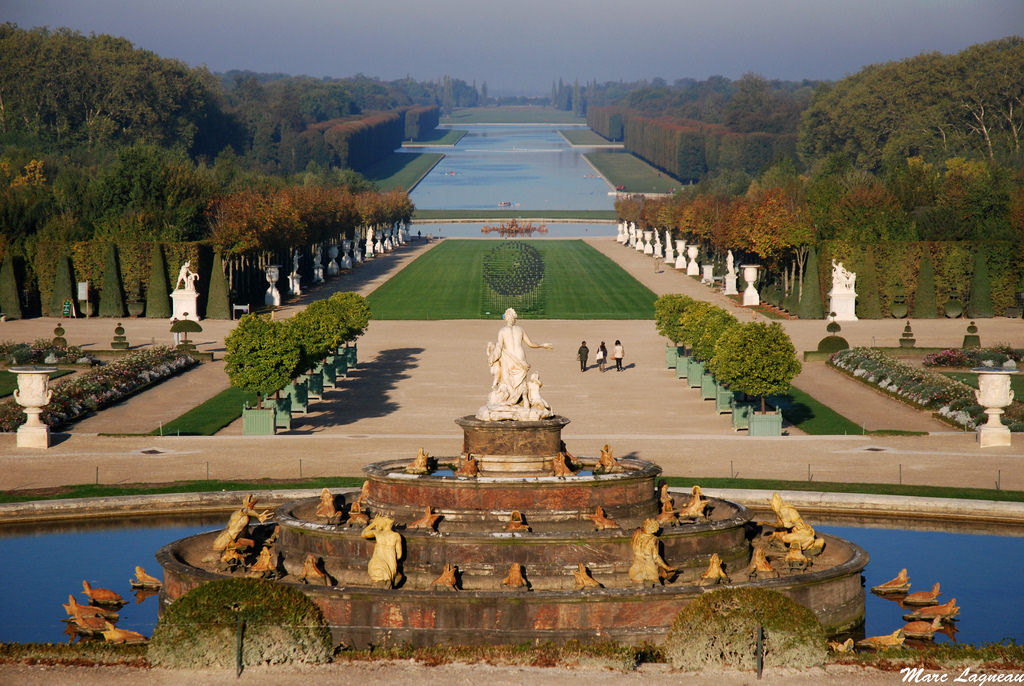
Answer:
[577,341,589,372]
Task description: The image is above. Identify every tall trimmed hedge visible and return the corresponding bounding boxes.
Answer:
[98,244,126,317]
[146,244,171,318]
[968,246,994,318]
[796,245,824,319]
[0,255,21,319]
[913,251,938,318]
[50,254,74,317]
[205,252,231,319]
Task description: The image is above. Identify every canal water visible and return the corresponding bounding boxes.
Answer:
[2,515,1021,646]
[406,125,616,212]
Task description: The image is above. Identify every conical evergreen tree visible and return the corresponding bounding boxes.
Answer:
[855,252,882,319]
[0,254,22,320]
[98,244,126,317]
[797,246,824,319]
[912,250,938,318]
[50,254,75,317]
[206,252,231,319]
[967,247,994,318]
[146,244,171,318]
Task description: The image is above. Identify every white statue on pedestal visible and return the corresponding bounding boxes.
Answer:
[171,261,200,321]
[313,246,324,283]
[829,260,858,321]
[477,308,554,421]
[174,261,199,292]
[831,260,856,293]
[724,250,739,295]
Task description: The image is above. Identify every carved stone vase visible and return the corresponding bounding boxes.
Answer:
[975,368,1017,448]
[12,366,56,448]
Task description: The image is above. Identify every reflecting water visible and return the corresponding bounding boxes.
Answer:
[2,515,1022,645]
[408,126,616,211]
[410,222,616,239]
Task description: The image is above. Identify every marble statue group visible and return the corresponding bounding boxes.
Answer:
[476,308,555,421]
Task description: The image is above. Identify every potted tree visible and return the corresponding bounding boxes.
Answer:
[654,294,695,370]
[224,314,301,435]
[710,322,801,437]
[332,292,372,368]
[691,308,738,402]
[679,302,713,387]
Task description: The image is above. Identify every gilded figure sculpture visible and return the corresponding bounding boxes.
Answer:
[129,566,161,590]
[431,563,459,591]
[212,494,271,552]
[746,547,777,580]
[585,505,620,531]
[361,516,403,588]
[903,598,959,622]
[455,453,479,477]
[856,629,905,650]
[501,563,529,589]
[408,506,442,531]
[785,542,811,571]
[699,553,730,586]
[769,492,804,529]
[628,518,675,586]
[81,580,125,608]
[405,448,433,475]
[655,500,679,527]
[299,553,330,586]
[594,444,623,474]
[679,485,708,521]
[828,638,854,653]
[902,616,943,640]
[248,547,279,579]
[552,451,576,477]
[101,620,147,644]
[346,497,370,527]
[504,510,531,532]
[872,568,911,595]
[573,562,603,589]
[902,582,941,606]
[316,488,342,523]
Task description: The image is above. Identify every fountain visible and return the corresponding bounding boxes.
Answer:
[157,313,867,647]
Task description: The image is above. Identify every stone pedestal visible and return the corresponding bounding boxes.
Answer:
[975,368,1017,448]
[455,415,570,474]
[702,264,714,284]
[830,290,858,322]
[724,275,738,295]
[170,289,200,322]
[12,366,56,449]
[264,265,281,307]
[288,273,302,296]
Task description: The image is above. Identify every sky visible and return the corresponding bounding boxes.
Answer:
[3,0,1023,95]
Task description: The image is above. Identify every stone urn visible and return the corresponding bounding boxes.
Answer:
[12,366,56,448]
[327,245,340,277]
[686,245,700,276]
[742,264,761,306]
[674,240,688,269]
[264,265,281,307]
[974,367,1018,448]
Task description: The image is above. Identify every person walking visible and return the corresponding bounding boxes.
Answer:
[596,341,608,372]
[577,340,589,372]
[613,340,624,372]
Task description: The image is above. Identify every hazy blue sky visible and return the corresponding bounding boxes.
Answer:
[4,0,1022,95]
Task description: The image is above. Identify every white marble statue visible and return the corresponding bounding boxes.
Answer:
[726,250,737,278]
[312,246,324,283]
[476,308,554,421]
[831,260,856,293]
[174,261,199,292]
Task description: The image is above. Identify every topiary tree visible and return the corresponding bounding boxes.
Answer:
[967,247,994,318]
[711,321,802,412]
[224,314,302,405]
[691,308,739,364]
[146,244,171,318]
[816,314,849,352]
[288,306,331,374]
[50,253,75,317]
[796,245,824,319]
[205,252,231,319]
[98,244,126,318]
[330,291,372,344]
[912,250,938,318]
[0,254,22,320]
[664,587,826,671]
[148,578,332,668]
[678,301,713,356]
[654,294,696,345]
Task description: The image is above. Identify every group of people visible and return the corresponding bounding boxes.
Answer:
[576,340,625,373]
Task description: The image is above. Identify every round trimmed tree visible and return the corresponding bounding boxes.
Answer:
[691,308,739,364]
[710,321,802,412]
[654,294,696,346]
[224,314,301,405]
[330,291,372,344]
[678,301,713,356]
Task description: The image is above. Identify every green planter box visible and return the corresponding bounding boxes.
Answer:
[342,344,357,368]
[715,384,738,413]
[307,372,324,400]
[318,358,337,389]
[675,353,690,379]
[275,395,292,429]
[730,399,755,430]
[665,344,678,369]
[687,359,704,388]
[749,411,783,436]
[242,407,275,435]
[700,373,717,400]
[285,379,308,414]
[334,355,349,378]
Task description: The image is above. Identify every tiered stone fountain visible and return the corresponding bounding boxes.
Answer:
[158,312,867,647]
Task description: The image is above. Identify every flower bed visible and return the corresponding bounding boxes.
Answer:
[0,347,196,432]
[829,347,983,430]
[0,339,97,367]
[922,346,1023,369]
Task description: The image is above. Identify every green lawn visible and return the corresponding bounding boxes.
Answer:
[943,370,1024,396]
[148,386,256,436]
[441,107,586,125]
[412,209,617,221]
[560,129,618,146]
[367,239,656,320]
[362,152,444,192]
[771,386,864,435]
[0,369,73,398]
[403,129,466,146]
[585,151,682,194]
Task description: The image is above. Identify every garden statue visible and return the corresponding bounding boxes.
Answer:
[726,250,736,278]
[903,582,941,606]
[212,494,271,552]
[312,246,324,283]
[829,260,858,321]
[856,629,905,650]
[455,453,479,477]
[408,506,442,531]
[902,616,944,640]
[248,546,279,579]
[501,563,529,589]
[573,562,603,589]
[775,520,825,555]
[129,566,161,590]
[903,598,959,622]
[659,483,675,511]
[872,568,911,595]
[81,580,125,608]
[785,542,811,570]
[346,497,370,527]
[174,261,199,292]
[831,260,856,292]
[594,444,624,474]
[504,510,531,532]
[828,638,855,653]
[316,488,341,523]
[655,500,679,527]
[769,492,805,529]
[101,620,147,644]
[585,505,620,531]
[477,308,554,421]
[64,595,114,621]
[552,451,576,477]
[361,516,403,588]
[431,563,459,591]
[746,547,777,580]
[405,447,432,474]
[628,518,675,586]
[678,485,708,520]
[525,372,552,418]
[299,553,330,586]
[699,552,730,585]
[724,250,739,295]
